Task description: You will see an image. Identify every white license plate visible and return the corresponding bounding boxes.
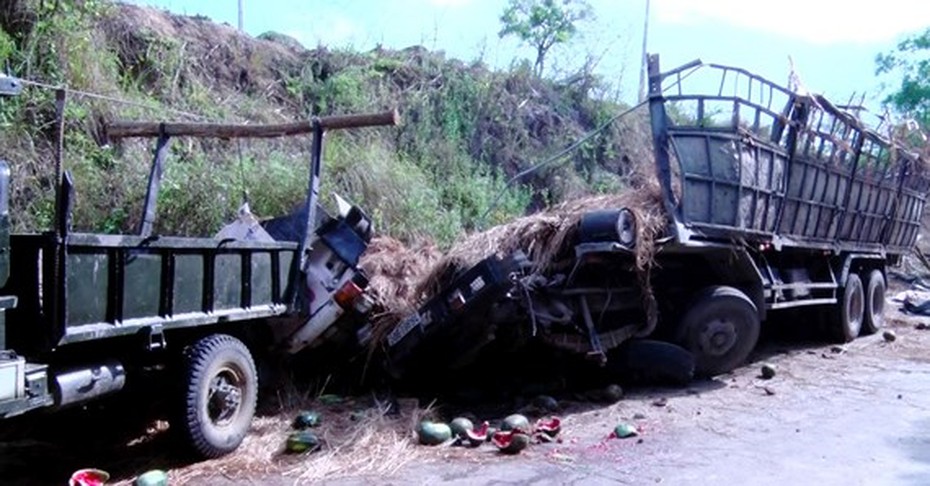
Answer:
[387,313,422,347]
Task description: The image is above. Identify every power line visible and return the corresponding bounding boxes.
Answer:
[16,78,209,121]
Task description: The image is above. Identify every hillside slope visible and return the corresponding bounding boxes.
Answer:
[0,1,652,246]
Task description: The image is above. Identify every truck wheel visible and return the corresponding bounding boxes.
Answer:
[861,270,885,335]
[608,339,695,386]
[831,273,864,343]
[676,286,760,377]
[179,334,257,458]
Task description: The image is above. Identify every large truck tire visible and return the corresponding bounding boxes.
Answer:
[178,334,258,458]
[608,339,695,386]
[861,269,885,335]
[675,286,760,377]
[830,273,864,343]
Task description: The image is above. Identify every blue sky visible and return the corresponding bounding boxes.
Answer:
[130,0,928,116]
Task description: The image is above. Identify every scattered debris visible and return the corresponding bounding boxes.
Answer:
[293,411,321,429]
[416,421,452,445]
[611,423,639,439]
[883,330,898,343]
[133,470,169,486]
[491,430,531,454]
[286,431,322,454]
[69,469,110,486]
[760,363,777,380]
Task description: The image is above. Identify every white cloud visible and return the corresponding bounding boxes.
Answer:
[653,0,930,44]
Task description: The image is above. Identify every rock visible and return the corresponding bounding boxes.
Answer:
[830,345,845,353]
[416,421,452,445]
[916,322,928,330]
[651,398,668,407]
[612,423,639,439]
[760,363,776,379]
[533,395,560,412]
[601,384,624,403]
[883,330,897,342]
[133,470,169,486]
[633,412,647,420]
[501,414,530,432]
[292,410,321,429]
[286,431,322,453]
[449,417,474,439]
[762,386,776,396]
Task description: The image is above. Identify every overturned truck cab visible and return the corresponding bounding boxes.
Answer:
[381,55,929,384]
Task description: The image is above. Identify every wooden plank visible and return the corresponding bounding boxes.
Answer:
[106,109,399,139]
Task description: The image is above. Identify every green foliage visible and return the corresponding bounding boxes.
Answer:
[876,28,930,129]
[498,0,593,77]
[0,0,643,251]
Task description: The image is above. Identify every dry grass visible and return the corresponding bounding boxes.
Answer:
[169,398,430,484]
[356,155,669,345]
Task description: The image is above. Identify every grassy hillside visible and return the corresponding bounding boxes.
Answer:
[0,0,652,246]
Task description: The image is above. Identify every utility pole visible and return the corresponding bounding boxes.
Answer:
[238,0,244,31]
[638,0,650,102]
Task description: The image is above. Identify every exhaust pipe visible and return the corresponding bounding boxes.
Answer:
[53,361,126,408]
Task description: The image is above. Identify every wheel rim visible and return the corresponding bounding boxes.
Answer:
[871,283,884,323]
[207,365,244,427]
[848,283,864,331]
[697,318,738,357]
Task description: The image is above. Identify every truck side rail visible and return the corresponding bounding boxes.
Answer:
[647,55,929,254]
[3,233,296,351]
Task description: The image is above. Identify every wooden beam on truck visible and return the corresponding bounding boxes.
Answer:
[104,109,400,139]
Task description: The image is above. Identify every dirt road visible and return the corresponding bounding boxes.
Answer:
[4,301,930,485]
[324,308,930,486]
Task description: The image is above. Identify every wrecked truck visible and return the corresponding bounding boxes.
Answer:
[380,55,929,382]
[0,73,396,457]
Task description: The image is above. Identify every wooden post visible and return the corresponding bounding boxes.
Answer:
[139,128,172,238]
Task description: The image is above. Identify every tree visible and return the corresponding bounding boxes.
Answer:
[876,28,930,129]
[498,0,592,77]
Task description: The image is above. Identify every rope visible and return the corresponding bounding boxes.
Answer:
[16,77,208,121]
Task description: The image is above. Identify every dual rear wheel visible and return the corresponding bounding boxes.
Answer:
[832,269,885,343]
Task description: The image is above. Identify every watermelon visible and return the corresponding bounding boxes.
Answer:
[501,414,530,433]
[449,417,474,439]
[133,470,168,486]
[292,410,321,429]
[286,431,322,453]
[463,421,490,447]
[535,416,562,437]
[491,430,530,454]
[416,421,452,445]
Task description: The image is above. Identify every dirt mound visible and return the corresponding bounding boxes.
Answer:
[99,3,304,101]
